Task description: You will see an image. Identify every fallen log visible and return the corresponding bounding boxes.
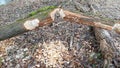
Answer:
[0,8,120,41]
[0,6,56,41]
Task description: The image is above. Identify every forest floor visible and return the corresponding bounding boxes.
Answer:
[0,0,120,68]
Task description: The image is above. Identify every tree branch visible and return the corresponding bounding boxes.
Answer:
[0,6,55,41]
[50,8,120,34]
[0,8,120,41]
[63,9,120,34]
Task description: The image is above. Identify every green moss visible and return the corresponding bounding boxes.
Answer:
[16,18,23,22]
[28,6,57,17]
[16,6,57,23]
[28,11,37,17]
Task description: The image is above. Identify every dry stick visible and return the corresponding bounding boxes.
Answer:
[63,10,120,34]
[63,10,113,31]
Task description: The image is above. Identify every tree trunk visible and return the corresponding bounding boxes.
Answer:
[0,6,56,41]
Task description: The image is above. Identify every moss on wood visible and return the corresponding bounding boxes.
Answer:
[0,6,56,41]
[16,6,56,22]
[28,6,57,17]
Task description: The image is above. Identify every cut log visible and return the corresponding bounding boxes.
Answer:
[0,6,56,41]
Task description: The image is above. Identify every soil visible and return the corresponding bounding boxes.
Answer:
[0,0,120,68]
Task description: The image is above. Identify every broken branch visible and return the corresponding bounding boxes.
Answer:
[64,10,120,34]
[50,8,120,34]
[0,6,55,41]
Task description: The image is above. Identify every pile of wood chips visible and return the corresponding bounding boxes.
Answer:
[34,40,87,68]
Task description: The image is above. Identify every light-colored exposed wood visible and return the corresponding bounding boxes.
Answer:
[0,6,55,41]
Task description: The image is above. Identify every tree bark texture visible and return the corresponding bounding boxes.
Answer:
[0,6,55,41]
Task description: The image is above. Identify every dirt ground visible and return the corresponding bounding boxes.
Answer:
[0,0,120,68]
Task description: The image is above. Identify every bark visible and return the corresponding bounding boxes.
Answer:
[0,6,55,41]
[63,10,120,34]
[94,28,120,68]
[51,8,120,33]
